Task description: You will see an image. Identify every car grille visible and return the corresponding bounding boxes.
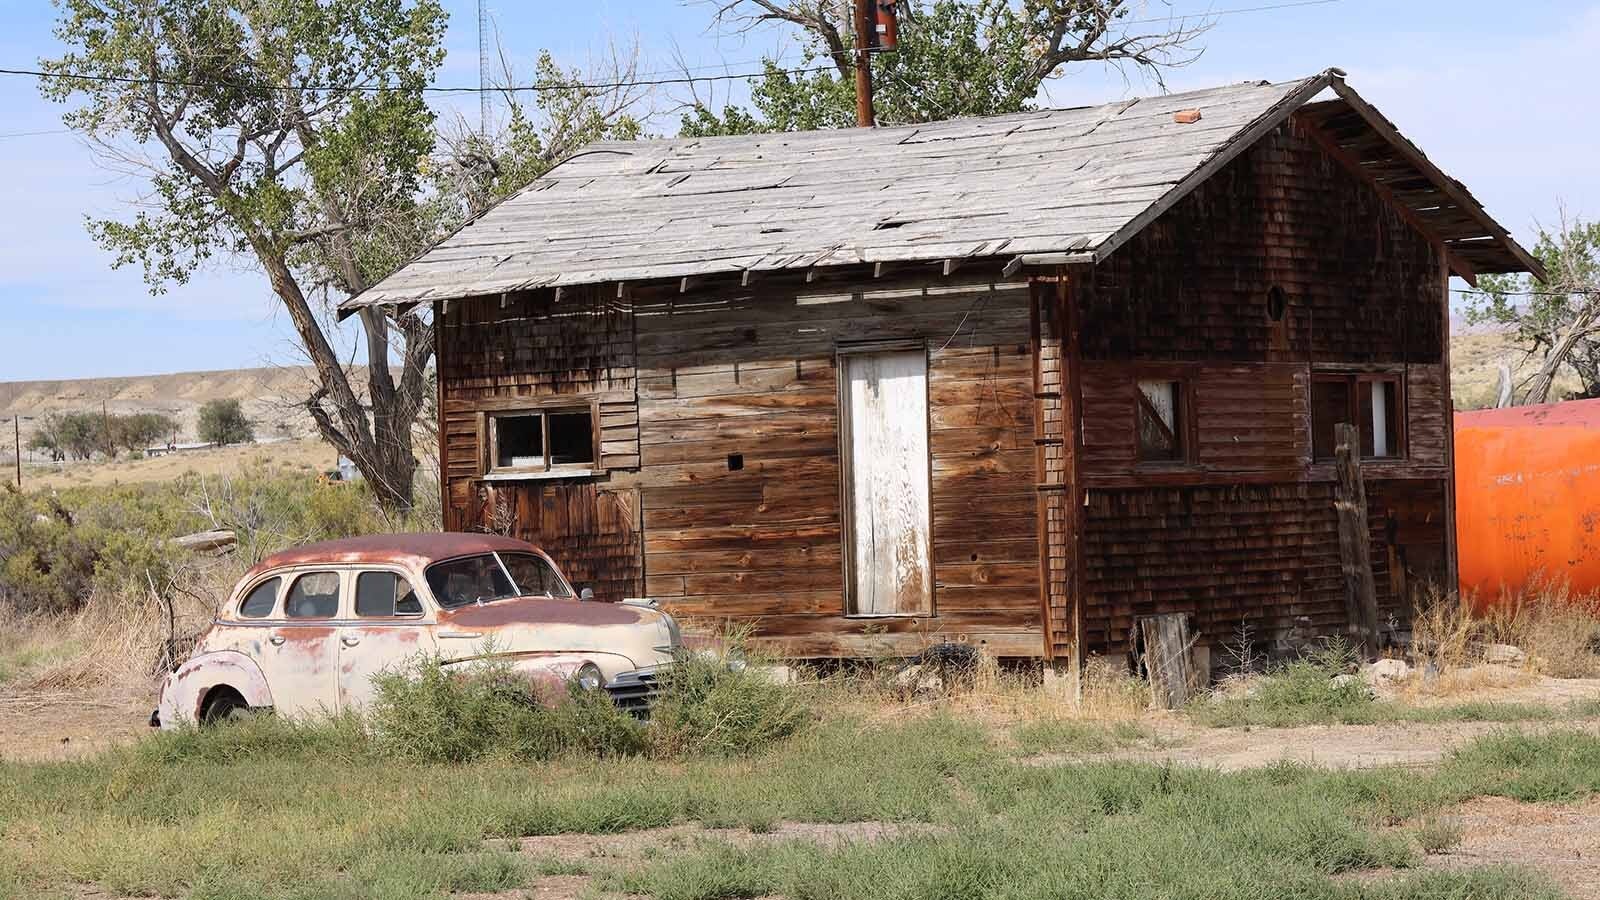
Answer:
[604,670,659,718]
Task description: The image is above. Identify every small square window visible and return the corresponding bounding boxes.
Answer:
[488,407,596,475]
[1136,379,1186,462]
[285,571,341,619]
[1312,374,1402,460]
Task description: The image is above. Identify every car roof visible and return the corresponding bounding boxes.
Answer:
[245,532,540,580]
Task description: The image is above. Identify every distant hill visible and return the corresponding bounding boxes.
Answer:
[0,366,336,447]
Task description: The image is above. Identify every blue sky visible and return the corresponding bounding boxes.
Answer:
[3,0,1598,382]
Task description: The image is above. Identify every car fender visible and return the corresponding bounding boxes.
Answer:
[158,650,273,727]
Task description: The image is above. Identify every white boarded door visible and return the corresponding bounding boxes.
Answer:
[841,350,933,616]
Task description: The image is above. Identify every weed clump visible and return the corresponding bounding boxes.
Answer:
[368,654,646,763]
[1414,817,1464,855]
[648,649,810,757]
[1193,641,1376,728]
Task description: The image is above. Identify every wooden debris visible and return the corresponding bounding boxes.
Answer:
[1138,613,1197,709]
[170,530,238,555]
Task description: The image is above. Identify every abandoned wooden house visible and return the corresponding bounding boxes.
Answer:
[343,69,1544,669]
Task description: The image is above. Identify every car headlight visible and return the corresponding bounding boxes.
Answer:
[725,647,748,673]
[573,662,604,691]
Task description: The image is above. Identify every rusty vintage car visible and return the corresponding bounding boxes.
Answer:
[152,533,680,727]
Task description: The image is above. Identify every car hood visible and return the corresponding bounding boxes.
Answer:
[433,596,675,670]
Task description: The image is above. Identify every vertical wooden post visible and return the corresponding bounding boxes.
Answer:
[852,0,875,126]
[1334,422,1382,657]
[13,415,20,489]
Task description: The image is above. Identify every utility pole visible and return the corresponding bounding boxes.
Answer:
[478,0,492,135]
[12,415,20,489]
[853,0,875,127]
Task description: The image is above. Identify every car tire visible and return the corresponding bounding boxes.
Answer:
[200,689,249,726]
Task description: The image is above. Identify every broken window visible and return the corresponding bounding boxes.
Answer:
[488,407,596,475]
[285,571,341,619]
[238,577,281,619]
[1312,374,1403,460]
[1136,379,1187,462]
[355,571,422,617]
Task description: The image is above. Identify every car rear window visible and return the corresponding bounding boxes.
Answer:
[285,571,341,619]
[499,553,572,598]
[426,555,516,610]
[238,577,281,618]
[356,571,422,617]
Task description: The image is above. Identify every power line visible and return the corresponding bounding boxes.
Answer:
[3,0,1346,96]
[1454,288,1600,297]
[0,63,838,95]
[0,128,71,139]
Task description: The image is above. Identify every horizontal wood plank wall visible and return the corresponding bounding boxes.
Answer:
[1075,121,1450,657]
[632,277,1043,657]
[438,286,643,601]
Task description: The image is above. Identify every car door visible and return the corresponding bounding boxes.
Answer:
[255,568,344,718]
[337,568,429,712]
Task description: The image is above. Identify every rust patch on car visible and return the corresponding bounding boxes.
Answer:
[275,626,336,642]
[440,596,643,628]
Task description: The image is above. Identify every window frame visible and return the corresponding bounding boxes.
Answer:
[1133,375,1197,467]
[480,400,601,480]
[1310,371,1407,462]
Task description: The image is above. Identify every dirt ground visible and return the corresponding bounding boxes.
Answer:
[17,437,334,490]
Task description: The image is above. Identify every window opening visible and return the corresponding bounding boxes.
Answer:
[239,577,281,618]
[1136,380,1186,462]
[355,572,422,617]
[488,407,596,475]
[1313,374,1402,460]
[285,572,341,619]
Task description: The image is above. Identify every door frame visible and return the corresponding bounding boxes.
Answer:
[835,339,937,618]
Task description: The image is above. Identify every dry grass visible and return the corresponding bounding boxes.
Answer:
[1,557,236,695]
[1409,584,1600,692]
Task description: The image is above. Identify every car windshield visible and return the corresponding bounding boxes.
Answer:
[426,554,518,609]
[499,553,573,599]
[425,551,574,609]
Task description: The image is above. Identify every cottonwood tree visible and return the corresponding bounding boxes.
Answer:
[682,0,1208,134]
[1466,214,1600,405]
[43,2,645,510]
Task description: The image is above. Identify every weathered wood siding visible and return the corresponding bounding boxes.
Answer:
[438,287,644,601]
[632,277,1042,657]
[1067,119,1452,658]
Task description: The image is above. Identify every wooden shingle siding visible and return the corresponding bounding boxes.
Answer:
[632,275,1042,657]
[1074,120,1452,658]
[437,286,644,600]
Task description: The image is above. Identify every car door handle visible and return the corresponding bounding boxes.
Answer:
[269,636,286,646]
[340,635,361,648]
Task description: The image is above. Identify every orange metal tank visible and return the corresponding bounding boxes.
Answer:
[1455,399,1600,600]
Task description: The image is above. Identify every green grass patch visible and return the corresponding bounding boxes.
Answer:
[2,722,1596,899]
[1010,718,1149,755]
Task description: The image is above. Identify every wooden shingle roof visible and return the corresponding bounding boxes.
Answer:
[343,69,1540,311]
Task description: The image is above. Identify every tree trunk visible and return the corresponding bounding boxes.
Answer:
[1524,309,1598,405]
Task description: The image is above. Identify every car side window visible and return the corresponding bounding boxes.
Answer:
[499,553,573,598]
[285,571,342,619]
[355,571,422,617]
[238,577,281,619]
